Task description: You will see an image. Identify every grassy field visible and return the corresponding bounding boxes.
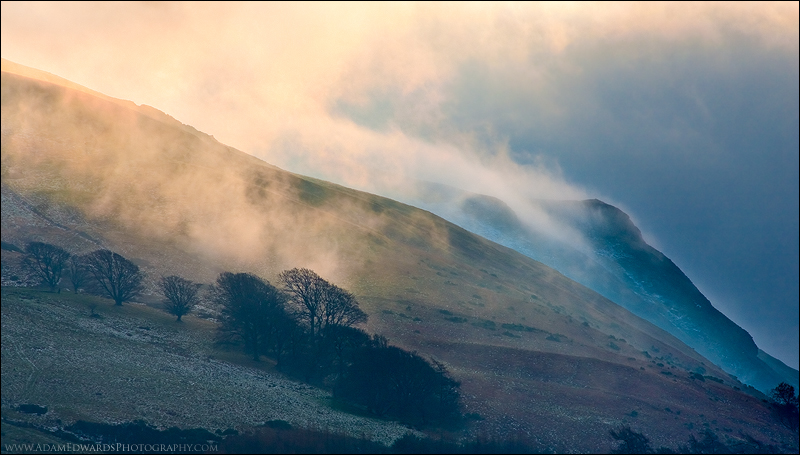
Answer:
[0,287,417,447]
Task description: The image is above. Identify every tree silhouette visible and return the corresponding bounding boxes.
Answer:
[336,344,461,427]
[772,382,799,407]
[68,254,91,294]
[321,324,371,380]
[158,275,200,321]
[83,249,144,306]
[321,283,368,329]
[278,268,326,338]
[609,426,652,454]
[270,309,302,367]
[771,382,799,429]
[686,429,729,454]
[278,268,368,382]
[23,241,70,292]
[279,268,367,338]
[211,272,291,361]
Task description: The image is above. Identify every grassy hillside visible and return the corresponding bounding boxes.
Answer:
[0,287,413,445]
[2,67,797,452]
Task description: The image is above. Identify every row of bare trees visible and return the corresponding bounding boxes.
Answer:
[20,242,462,427]
[21,242,195,321]
[22,241,198,322]
[22,241,144,306]
[20,242,369,328]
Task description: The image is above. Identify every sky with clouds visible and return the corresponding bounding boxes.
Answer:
[2,1,797,368]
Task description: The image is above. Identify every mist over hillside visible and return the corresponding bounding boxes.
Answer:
[386,183,799,393]
[2,62,798,452]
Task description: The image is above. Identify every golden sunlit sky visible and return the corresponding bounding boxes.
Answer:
[2,1,798,368]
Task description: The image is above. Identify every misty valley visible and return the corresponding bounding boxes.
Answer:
[1,59,798,454]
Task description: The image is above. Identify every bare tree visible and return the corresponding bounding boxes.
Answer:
[278,268,326,338]
[83,249,144,306]
[68,254,91,294]
[321,283,367,329]
[279,268,367,338]
[158,275,200,321]
[23,242,70,292]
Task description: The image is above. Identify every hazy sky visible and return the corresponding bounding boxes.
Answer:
[2,1,798,369]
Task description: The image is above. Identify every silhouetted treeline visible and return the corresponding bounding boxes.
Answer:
[609,425,787,454]
[210,268,462,428]
[6,417,550,454]
[219,423,549,454]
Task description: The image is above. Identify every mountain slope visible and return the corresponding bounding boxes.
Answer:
[406,183,797,393]
[2,62,796,451]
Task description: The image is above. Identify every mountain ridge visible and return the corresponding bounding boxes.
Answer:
[403,182,797,392]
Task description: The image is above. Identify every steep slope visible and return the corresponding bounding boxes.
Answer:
[539,199,797,392]
[407,183,797,393]
[2,64,796,451]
